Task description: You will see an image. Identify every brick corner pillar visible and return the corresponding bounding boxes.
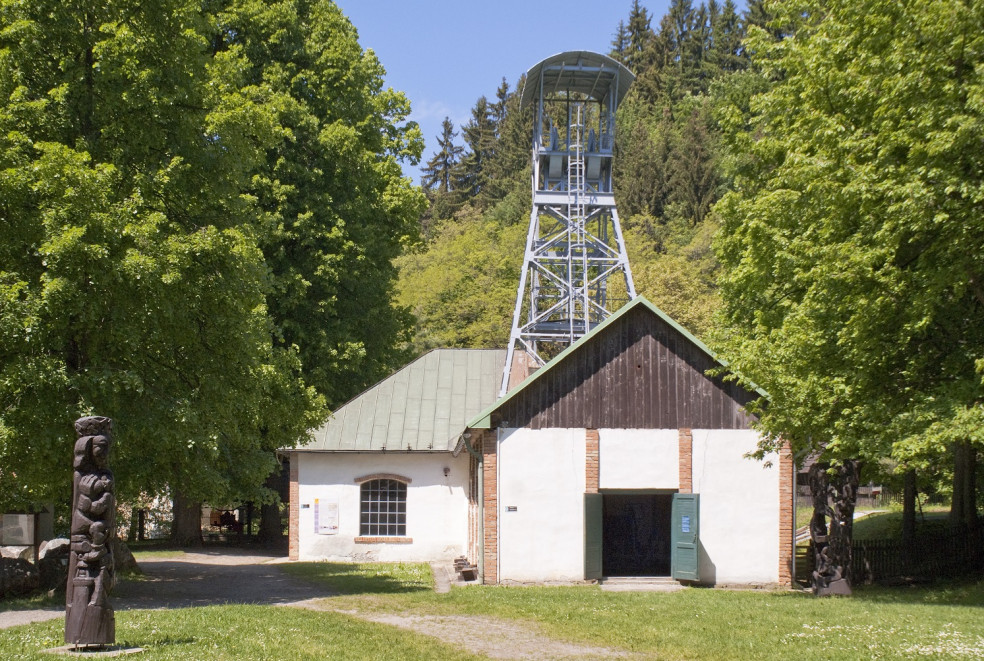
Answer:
[288,451,300,561]
[585,429,600,494]
[778,440,795,587]
[678,429,693,493]
[482,431,499,585]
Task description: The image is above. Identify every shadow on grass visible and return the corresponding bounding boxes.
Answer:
[280,562,433,596]
[0,591,62,612]
[843,578,984,608]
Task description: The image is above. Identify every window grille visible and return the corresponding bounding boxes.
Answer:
[360,479,407,536]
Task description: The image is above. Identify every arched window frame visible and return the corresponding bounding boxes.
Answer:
[356,476,408,538]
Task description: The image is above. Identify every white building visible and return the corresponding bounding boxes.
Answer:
[289,298,794,587]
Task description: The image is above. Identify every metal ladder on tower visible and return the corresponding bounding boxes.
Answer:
[567,103,589,337]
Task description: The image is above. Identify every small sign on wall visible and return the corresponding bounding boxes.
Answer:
[314,498,339,535]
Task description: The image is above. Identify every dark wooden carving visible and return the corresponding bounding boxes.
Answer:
[809,460,860,597]
[65,416,116,647]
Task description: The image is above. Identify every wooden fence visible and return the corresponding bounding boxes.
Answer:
[799,526,984,585]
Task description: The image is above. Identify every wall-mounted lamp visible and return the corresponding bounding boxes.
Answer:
[443,466,450,477]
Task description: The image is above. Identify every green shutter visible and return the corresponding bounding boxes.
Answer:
[671,493,700,581]
[584,493,603,580]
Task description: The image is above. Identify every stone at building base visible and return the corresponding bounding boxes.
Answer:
[0,556,40,597]
[44,644,143,657]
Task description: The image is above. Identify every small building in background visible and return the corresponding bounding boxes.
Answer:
[288,349,505,563]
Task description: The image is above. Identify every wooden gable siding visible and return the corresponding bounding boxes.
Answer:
[497,306,758,430]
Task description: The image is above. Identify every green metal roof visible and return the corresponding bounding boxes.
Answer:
[467,296,768,429]
[301,349,506,453]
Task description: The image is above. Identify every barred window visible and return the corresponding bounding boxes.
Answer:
[360,479,407,537]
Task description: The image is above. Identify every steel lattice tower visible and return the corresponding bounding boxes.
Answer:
[501,51,636,395]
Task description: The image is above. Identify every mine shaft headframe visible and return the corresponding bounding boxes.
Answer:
[500,52,638,397]
[520,50,635,111]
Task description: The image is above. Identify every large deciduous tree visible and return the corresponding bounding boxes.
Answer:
[715,0,984,549]
[0,0,422,542]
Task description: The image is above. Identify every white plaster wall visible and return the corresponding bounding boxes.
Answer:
[599,429,679,489]
[498,428,586,582]
[691,429,779,584]
[296,452,469,562]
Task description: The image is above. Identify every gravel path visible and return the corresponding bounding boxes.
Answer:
[2,551,636,659]
[0,549,331,630]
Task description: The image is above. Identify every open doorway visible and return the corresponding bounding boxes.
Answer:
[602,493,673,576]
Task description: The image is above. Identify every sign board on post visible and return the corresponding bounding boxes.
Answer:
[1,513,34,545]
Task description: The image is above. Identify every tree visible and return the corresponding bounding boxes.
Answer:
[611,20,630,63]
[456,96,497,202]
[422,117,464,194]
[0,0,423,544]
[711,0,746,73]
[668,105,719,227]
[624,0,655,73]
[218,0,426,411]
[0,0,320,528]
[715,0,984,558]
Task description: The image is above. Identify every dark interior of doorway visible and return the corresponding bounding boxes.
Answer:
[602,493,673,576]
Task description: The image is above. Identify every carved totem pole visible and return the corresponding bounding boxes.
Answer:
[65,416,116,646]
[808,460,860,596]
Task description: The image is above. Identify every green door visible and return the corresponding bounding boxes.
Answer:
[671,493,700,581]
[584,493,603,580]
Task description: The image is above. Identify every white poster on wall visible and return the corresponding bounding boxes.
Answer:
[314,498,339,535]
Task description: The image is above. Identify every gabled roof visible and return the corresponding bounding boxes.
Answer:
[467,296,767,429]
[520,51,635,110]
[302,349,506,453]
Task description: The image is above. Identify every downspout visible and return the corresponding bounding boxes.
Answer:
[459,430,484,583]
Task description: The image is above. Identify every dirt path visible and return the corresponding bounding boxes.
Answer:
[300,605,635,660]
[2,551,636,659]
[0,549,331,630]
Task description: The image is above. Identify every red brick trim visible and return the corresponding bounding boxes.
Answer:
[354,473,412,484]
[678,429,693,493]
[482,430,498,585]
[778,441,795,587]
[586,429,599,493]
[355,537,413,544]
[288,452,299,561]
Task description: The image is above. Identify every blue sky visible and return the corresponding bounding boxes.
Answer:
[335,1,678,184]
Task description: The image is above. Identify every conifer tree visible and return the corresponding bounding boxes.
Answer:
[456,96,497,201]
[711,0,746,72]
[610,20,630,63]
[625,0,655,72]
[421,117,463,194]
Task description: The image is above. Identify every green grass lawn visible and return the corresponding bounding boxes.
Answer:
[3,562,982,660]
[852,509,951,540]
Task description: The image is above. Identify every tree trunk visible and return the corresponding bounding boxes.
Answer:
[257,461,288,546]
[257,502,284,545]
[962,443,978,533]
[902,469,916,569]
[950,441,979,532]
[171,492,203,547]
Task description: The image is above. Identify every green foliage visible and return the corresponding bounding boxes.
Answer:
[0,0,420,511]
[714,0,984,469]
[217,0,426,408]
[396,199,526,353]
